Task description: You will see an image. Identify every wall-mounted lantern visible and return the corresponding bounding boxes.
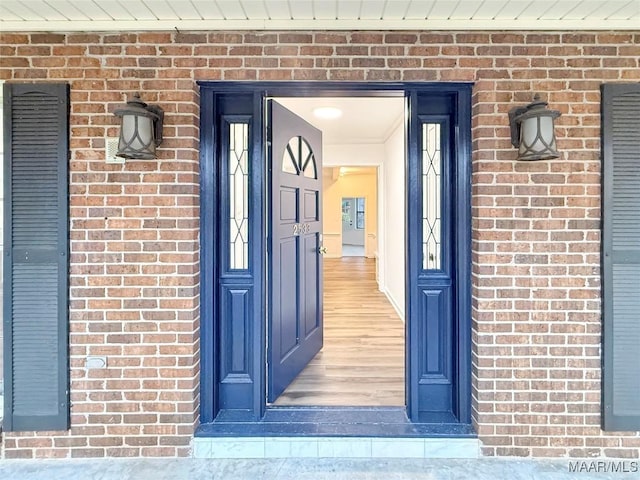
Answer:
[114,93,164,159]
[509,93,561,161]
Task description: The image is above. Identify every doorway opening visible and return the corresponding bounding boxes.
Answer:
[198,81,472,433]
[341,196,365,257]
[268,97,406,408]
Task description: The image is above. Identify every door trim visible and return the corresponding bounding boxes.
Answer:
[198,81,472,430]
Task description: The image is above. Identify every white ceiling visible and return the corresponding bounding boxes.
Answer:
[1,0,638,31]
[274,97,404,145]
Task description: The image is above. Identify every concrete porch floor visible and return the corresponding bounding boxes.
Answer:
[0,458,636,479]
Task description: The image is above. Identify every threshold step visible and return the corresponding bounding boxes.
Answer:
[192,436,480,459]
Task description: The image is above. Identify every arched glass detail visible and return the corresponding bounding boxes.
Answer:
[282,136,317,179]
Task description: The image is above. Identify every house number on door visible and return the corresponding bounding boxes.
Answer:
[292,223,311,235]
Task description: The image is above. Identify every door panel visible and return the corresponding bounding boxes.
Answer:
[303,190,318,221]
[280,188,297,220]
[279,238,299,356]
[268,100,323,402]
[303,233,320,337]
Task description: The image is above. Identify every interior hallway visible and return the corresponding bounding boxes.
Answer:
[274,257,404,406]
[340,244,365,257]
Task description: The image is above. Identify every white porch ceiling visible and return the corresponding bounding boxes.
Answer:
[1,0,638,31]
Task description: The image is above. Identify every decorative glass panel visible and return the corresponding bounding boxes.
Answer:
[283,136,317,179]
[229,123,249,270]
[422,123,441,270]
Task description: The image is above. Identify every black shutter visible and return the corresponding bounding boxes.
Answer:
[3,83,69,431]
[601,83,640,432]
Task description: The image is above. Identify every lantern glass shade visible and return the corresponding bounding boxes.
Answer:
[518,114,559,161]
[118,113,156,159]
[114,93,163,160]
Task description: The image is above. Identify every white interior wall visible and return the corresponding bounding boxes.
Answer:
[342,231,365,247]
[376,166,384,286]
[380,121,405,321]
[323,143,385,167]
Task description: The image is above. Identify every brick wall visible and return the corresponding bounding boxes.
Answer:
[0,30,639,458]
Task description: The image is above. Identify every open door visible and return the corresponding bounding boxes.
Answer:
[268,101,324,402]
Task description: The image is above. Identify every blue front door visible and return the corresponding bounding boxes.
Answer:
[268,100,324,402]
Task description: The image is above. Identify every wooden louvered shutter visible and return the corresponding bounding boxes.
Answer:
[601,83,640,432]
[3,83,69,431]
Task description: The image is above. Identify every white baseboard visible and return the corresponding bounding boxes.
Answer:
[382,288,405,323]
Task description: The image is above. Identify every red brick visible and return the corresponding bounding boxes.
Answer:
[0,28,632,462]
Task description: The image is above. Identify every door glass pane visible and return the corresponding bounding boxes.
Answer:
[300,137,317,179]
[422,123,441,270]
[283,137,300,174]
[283,136,317,178]
[229,123,249,270]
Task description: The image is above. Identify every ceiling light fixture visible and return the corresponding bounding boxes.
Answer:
[313,107,342,120]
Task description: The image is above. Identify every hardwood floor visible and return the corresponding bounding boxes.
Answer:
[273,257,405,406]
